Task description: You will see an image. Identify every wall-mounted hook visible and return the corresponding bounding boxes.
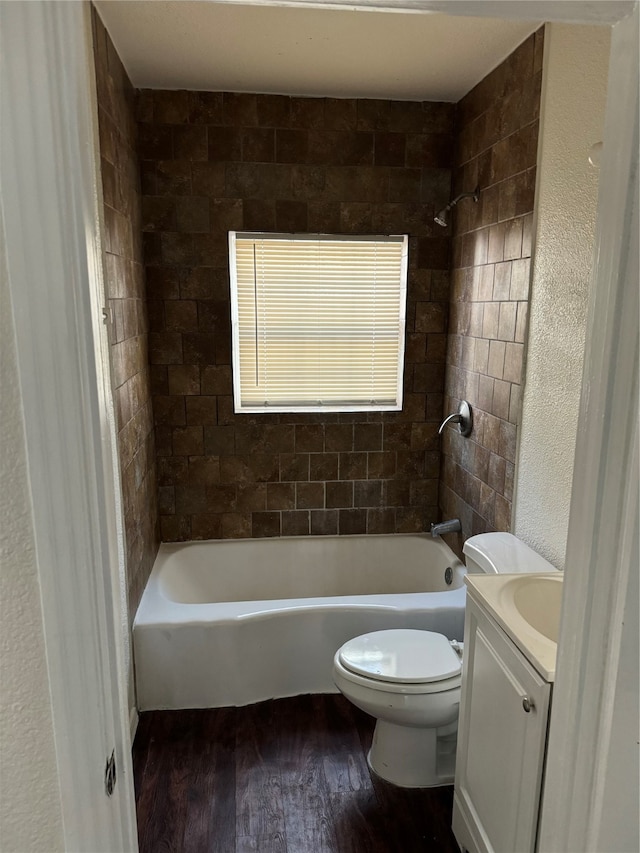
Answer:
[439,401,473,437]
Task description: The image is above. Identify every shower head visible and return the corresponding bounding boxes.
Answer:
[434,186,480,228]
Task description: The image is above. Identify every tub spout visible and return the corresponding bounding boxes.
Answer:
[431,519,462,537]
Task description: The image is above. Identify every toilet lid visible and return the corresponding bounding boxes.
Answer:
[338,629,462,684]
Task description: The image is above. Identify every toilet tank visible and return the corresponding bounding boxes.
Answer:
[463,532,558,574]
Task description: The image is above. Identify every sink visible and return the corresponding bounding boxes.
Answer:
[465,572,563,680]
[509,575,563,642]
[498,574,563,644]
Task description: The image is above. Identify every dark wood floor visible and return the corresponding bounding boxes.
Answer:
[133,694,460,853]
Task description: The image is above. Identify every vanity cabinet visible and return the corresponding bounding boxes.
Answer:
[452,595,552,853]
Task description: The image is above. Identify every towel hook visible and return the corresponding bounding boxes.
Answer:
[439,401,473,437]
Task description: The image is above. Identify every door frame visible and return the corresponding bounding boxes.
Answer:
[1,1,136,849]
[536,8,639,849]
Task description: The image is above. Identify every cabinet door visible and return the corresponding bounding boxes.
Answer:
[454,599,551,853]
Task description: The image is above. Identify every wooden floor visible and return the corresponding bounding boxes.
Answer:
[133,694,460,853]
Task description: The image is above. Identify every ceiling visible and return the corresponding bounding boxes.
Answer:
[94,1,540,102]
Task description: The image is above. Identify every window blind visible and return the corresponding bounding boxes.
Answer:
[229,232,408,413]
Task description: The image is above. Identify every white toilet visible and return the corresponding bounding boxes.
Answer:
[332,532,556,788]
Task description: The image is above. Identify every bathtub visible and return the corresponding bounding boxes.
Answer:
[133,533,466,710]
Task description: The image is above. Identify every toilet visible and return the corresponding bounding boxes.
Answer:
[332,532,557,788]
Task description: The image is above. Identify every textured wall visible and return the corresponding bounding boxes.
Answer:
[0,211,64,851]
[93,10,159,621]
[513,24,611,568]
[138,91,455,540]
[439,30,543,555]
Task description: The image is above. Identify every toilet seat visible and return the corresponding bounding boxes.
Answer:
[335,629,462,695]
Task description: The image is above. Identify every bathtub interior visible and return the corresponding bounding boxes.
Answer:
[157,533,466,604]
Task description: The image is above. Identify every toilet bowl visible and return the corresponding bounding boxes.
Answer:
[333,532,558,788]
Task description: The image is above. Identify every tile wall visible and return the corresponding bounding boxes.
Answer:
[137,91,455,539]
[92,10,159,619]
[439,28,544,553]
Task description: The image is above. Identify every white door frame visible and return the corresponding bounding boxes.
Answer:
[1,1,136,850]
[1,1,636,850]
[537,8,639,849]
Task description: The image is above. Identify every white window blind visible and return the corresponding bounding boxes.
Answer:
[229,232,408,413]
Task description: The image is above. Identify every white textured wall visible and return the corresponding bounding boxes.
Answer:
[0,212,65,850]
[513,23,611,569]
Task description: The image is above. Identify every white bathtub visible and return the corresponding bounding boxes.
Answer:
[133,533,466,710]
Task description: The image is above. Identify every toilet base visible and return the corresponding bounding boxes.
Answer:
[368,720,457,788]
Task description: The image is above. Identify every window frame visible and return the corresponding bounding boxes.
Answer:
[228,231,409,414]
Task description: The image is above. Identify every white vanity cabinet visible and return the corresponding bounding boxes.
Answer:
[452,594,552,853]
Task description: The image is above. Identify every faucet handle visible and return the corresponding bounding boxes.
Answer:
[438,401,473,437]
[438,412,462,434]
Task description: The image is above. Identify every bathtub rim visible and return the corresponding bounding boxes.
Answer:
[134,532,467,628]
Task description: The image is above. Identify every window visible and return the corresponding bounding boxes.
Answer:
[229,232,408,413]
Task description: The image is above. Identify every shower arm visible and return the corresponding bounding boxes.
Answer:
[442,186,480,216]
[434,186,480,227]
[448,187,480,208]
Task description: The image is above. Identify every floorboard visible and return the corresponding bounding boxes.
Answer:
[134,695,460,853]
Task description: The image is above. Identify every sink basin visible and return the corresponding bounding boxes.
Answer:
[465,572,563,681]
[500,574,563,643]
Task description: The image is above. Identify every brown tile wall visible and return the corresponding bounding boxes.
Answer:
[137,91,455,540]
[439,29,544,556]
[92,10,159,621]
